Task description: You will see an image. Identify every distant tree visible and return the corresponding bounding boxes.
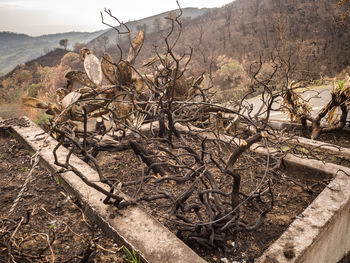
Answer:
[136,23,148,38]
[143,23,148,33]
[136,24,142,32]
[101,36,109,51]
[42,47,51,54]
[153,18,163,32]
[73,42,85,54]
[59,39,68,50]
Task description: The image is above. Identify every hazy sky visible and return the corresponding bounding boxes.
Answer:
[0,0,233,36]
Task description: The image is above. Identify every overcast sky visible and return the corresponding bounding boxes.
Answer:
[0,0,233,36]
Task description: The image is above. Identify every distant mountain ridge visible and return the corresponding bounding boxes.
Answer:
[0,32,31,43]
[0,6,210,105]
[87,7,208,52]
[0,7,207,77]
[0,30,107,76]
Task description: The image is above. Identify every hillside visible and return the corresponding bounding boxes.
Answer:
[1,0,349,106]
[87,7,208,56]
[90,0,349,81]
[0,48,83,103]
[0,7,207,105]
[1,48,69,80]
[0,30,107,76]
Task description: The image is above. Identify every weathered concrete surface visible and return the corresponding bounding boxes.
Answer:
[253,147,350,263]
[176,123,350,262]
[4,118,207,263]
[256,166,350,263]
[4,118,350,262]
[287,135,350,160]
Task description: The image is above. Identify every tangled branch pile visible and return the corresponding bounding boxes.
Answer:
[21,6,298,254]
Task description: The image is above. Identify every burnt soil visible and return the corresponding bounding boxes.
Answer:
[0,135,125,263]
[95,136,333,263]
[317,129,350,149]
[1,129,344,263]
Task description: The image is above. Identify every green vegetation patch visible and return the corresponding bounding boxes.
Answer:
[27,83,42,97]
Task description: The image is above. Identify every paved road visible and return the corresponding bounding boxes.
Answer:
[246,86,338,121]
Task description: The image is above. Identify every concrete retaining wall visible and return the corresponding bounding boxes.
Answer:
[253,142,350,262]
[256,164,350,263]
[1,118,349,263]
[176,123,350,262]
[0,118,206,263]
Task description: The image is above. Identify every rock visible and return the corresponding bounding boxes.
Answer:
[267,215,292,226]
[284,242,296,259]
[275,215,292,226]
[284,248,295,259]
